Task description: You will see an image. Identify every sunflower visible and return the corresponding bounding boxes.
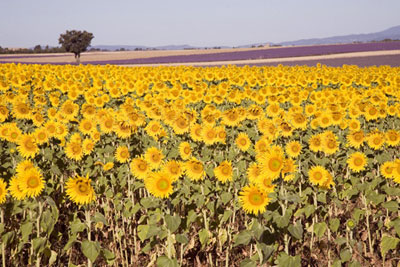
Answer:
[144,147,164,169]
[13,102,31,120]
[145,120,163,140]
[215,125,227,144]
[65,141,84,161]
[222,109,241,127]
[65,174,96,205]
[285,141,302,158]
[347,152,367,173]
[103,162,114,171]
[236,132,251,152]
[318,113,332,128]
[8,176,26,201]
[259,149,285,180]
[16,160,35,174]
[348,119,361,132]
[18,167,45,198]
[6,124,21,143]
[190,123,203,142]
[179,142,192,160]
[321,171,335,189]
[162,160,182,181]
[17,134,39,159]
[308,134,323,153]
[308,165,329,186]
[202,125,217,145]
[79,118,96,136]
[184,158,205,181]
[347,130,365,149]
[82,139,95,155]
[130,157,149,180]
[115,146,130,163]
[214,160,233,183]
[99,115,114,134]
[34,127,49,145]
[290,113,307,130]
[380,161,395,179]
[281,158,297,175]
[0,178,8,204]
[255,176,275,194]
[145,171,174,198]
[247,163,261,183]
[385,130,400,147]
[367,131,385,150]
[114,122,132,139]
[239,184,271,215]
[393,160,400,182]
[44,120,58,137]
[172,115,190,135]
[323,133,339,155]
[364,105,379,121]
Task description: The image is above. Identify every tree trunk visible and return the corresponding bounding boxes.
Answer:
[74,53,80,64]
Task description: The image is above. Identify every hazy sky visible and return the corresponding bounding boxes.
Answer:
[1,0,399,48]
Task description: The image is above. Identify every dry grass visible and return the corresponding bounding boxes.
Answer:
[0,46,272,63]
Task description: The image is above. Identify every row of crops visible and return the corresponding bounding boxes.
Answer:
[0,63,400,266]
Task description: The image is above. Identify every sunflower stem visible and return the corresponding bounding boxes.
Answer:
[36,200,43,267]
[86,208,93,267]
[1,209,5,267]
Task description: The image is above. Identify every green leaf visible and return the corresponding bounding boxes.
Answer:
[382,201,399,212]
[176,234,189,244]
[137,225,149,242]
[221,210,232,224]
[41,209,57,235]
[234,230,252,247]
[71,219,87,235]
[314,222,327,238]
[186,210,197,227]
[21,221,33,242]
[221,192,233,205]
[101,248,116,262]
[199,229,209,247]
[381,235,400,258]
[329,218,340,233]
[165,214,181,233]
[63,235,76,251]
[288,221,303,240]
[81,240,101,263]
[304,204,315,218]
[349,260,362,267]
[156,256,179,267]
[2,231,15,246]
[340,249,352,262]
[256,242,274,264]
[48,250,58,265]
[239,258,257,267]
[273,210,291,229]
[140,197,159,209]
[32,237,47,254]
[94,212,108,226]
[276,252,301,267]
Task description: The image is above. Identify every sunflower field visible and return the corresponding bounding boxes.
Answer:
[0,63,400,266]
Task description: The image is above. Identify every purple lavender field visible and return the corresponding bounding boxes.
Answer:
[1,41,400,66]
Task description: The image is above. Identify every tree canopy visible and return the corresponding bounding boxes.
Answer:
[58,30,94,63]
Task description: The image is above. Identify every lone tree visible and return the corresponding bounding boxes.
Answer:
[58,30,94,64]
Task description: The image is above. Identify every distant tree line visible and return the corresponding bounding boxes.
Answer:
[0,45,65,54]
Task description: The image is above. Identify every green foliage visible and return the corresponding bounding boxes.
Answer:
[58,30,94,61]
